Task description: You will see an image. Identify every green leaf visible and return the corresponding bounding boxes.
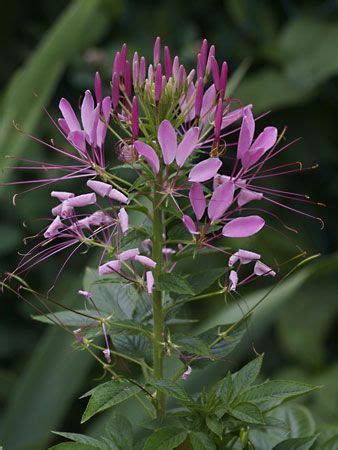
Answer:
[157,273,195,295]
[107,320,152,337]
[148,379,193,406]
[33,310,99,327]
[143,427,188,450]
[272,435,318,450]
[229,402,265,425]
[190,431,217,450]
[198,322,247,361]
[51,432,103,447]
[275,405,316,438]
[218,356,263,402]
[240,380,320,412]
[49,444,97,450]
[321,435,338,450]
[103,413,134,450]
[84,269,140,320]
[174,335,211,357]
[206,416,223,439]
[187,268,227,295]
[81,380,141,423]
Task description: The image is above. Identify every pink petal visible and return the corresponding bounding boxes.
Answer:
[118,248,140,261]
[213,174,231,190]
[68,130,86,152]
[176,127,199,167]
[60,202,74,218]
[229,249,261,266]
[200,84,216,124]
[208,180,235,222]
[237,188,263,207]
[189,183,206,221]
[87,179,112,197]
[222,216,265,238]
[96,96,111,148]
[252,126,278,153]
[221,106,249,130]
[182,215,199,235]
[146,271,155,294]
[241,146,266,169]
[44,216,63,239]
[58,118,70,134]
[158,120,177,165]
[59,98,81,132]
[189,158,222,183]
[229,270,238,291]
[118,208,129,234]
[254,260,276,277]
[99,260,121,275]
[237,106,254,160]
[51,191,74,201]
[108,188,129,204]
[134,141,160,174]
[81,90,95,136]
[87,211,113,226]
[67,193,96,207]
[135,255,157,268]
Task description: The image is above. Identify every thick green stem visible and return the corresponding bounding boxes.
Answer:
[152,187,165,418]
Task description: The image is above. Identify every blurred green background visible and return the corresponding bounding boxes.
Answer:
[0,0,337,448]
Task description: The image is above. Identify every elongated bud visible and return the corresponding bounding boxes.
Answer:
[164,46,172,77]
[172,55,179,78]
[200,38,208,70]
[161,75,167,93]
[124,60,131,98]
[112,51,121,76]
[220,61,228,99]
[148,64,154,82]
[197,53,203,79]
[132,52,139,86]
[118,208,129,234]
[214,98,223,141]
[155,63,163,102]
[187,69,195,85]
[94,72,102,104]
[139,56,146,85]
[175,65,186,91]
[131,96,139,139]
[206,45,215,75]
[195,77,204,118]
[154,36,161,66]
[119,43,128,74]
[111,72,119,110]
[211,56,220,89]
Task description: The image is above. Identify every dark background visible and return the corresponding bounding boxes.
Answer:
[0,1,337,449]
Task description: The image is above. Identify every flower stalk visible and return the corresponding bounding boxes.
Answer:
[151,184,166,418]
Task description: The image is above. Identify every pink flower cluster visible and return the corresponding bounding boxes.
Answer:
[6,37,319,298]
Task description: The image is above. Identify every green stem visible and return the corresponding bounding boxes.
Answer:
[152,185,166,418]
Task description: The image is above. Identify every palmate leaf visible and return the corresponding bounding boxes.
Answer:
[50,444,98,450]
[174,335,211,357]
[275,405,316,439]
[81,380,141,423]
[143,427,188,450]
[239,380,320,412]
[102,413,134,450]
